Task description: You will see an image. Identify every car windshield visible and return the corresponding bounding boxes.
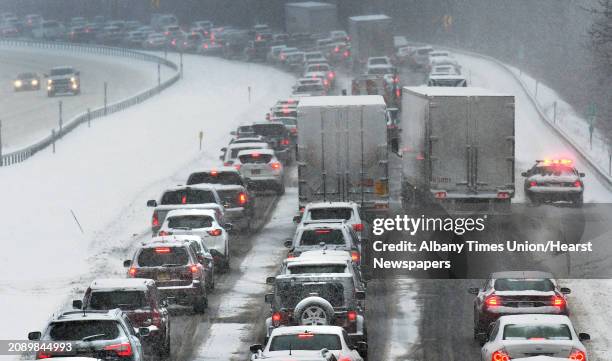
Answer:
[308,208,352,221]
[494,278,555,292]
[230,146,263,159]
[48,320,120,341]
[137,247,189,267]
[50,68,74,76]
[370,58,388,65]
[89,291,147,310]
[187,172,242,185]
[269,334,342,351]
[533,166,576,176]
[288,265,347,274]
[296,84,324,92]
[160,189,215,205]
[239,153,273,164]
[167,215,213,229]
[503,324,572,340]
[300,229,346,246]
[277,281,345,308]
[307,64,330,72]
[252,124,285,137]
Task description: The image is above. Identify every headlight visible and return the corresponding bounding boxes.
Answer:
[47,79,53,84]
[31,79,38,86]
[70,77,76,82]
[47,85,52,90]
[71,83,78,90]
[14,80,22,87]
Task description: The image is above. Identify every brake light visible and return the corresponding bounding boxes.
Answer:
[334,46,339,52]
[203,43,209,49]
[298,333,314,338]
[190,264,199,273]
[485,295,501,307]
[328,72,335,79]
[287,253,295,259]
[552,295,565,307]
[128,267,137,277]
[353,223,364,232]
[338,357,351,361]
[315,229,331,234]
[238,192,248,205]
[491,350,510,361]
[155,247,171,253]
[152,211,159,227]
[272,311,282,325]
[434,191,447,199]
[104,342,133,357]
[281,138,290,145]
[151,308,162,327]
[299,206,305,213]
[395,88,401,98]
[569,348,586,361]
[351,251,361,263]
[208,229,222,236]
[343,50,350,57]
[181,195,187,204]
[573,180,582,188]
[234,164,241,171]
[347,310,357,322]
[37,351,52,359]
[252,152,260,158]
[529,181,538,187]
[497,191,511,199]
[171,39,176,45]
[270,162,282,170]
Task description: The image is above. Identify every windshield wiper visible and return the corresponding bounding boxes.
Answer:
[81,334,107,342]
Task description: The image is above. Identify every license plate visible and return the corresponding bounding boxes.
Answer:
[251,169,261,175]
[157,273,171,281]
[518,302,534,307]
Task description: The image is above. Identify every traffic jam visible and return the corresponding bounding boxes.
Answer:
[1,2,602,361]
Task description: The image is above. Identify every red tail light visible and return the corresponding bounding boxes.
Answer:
[497,191,511,199]
[281,138,290,145]
[395,88,401,98]
[491,350,510,361]
[272,311,282,325]
[155,247,171,253]
[128,267,137,277]
[151,308,162,327]
[181,195,187,204]
[353,223,364,232]
[569,348,586,360]
[338,357,351,361]
[287,253,295,259]
[347,310,357,322]
[552,295,565,307]
[152,211,159,227]
[270,162,282,170]
[573,180,582,188]
[190,264,199,273]
[299,206,305,213]
[104,342,133,357]
[234,164,241,171]
[343,50,350,57]
[334,46,339,52]
[298,333,314,338]
[485,295,501,307]
[208,229,222,236]
[351,251,360,263]
[328,72,335,79]
[238,192,248,205]
[434,191,447,199]
[203,43,209,49]
[171,39,176,45]
[529,181,538,187]
[164,31,169,35]
[37,351,52,359]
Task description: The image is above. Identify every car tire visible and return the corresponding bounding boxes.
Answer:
[276,183,285,195]
[158,335,171,359]
[193,294,208,314]
[294,296,335,326]
[573,194,583,208]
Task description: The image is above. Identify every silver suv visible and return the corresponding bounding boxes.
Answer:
[284,221,362,264]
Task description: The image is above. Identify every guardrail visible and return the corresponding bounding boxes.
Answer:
[0,39,181,166]
[439,45,612,190]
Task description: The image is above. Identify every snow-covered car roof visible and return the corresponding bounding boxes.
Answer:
[298,220,349,231]
[204,183,245,191]
[163,183,217,192]
[302,72,326,80]
[227,142,270,150]
[237,148,275,157]
[269,325,346,337]
[165,208,217,218]
[55,308,124,322]
[231,136,266,143]
[298,95,385,107]
[88,278,154,291]
[497,314,572,325]
[491,270,555,279]
[189,166,240,174]
[275,272,353,282]
[297,249,354,262]
[428,74,466,80]
[304,201,358,209]
[404,86,509,97]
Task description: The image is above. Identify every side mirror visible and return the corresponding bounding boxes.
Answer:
[579,332,590,341]
[249,344,263,353]
[123,260,132,268]
[468,287,480,295]
[146,199,157,207]
[138,327,150,337]
[266,276,276,285]
[28,331,41,341]
[579,172,585,177]
[284,239,293,248]
[560,287,571,294]
[355,341,368,355]
[520,172,527,177]
[476,332,489,345]
[72,300,83,309]
[264,293,274,304]
[292,215,302,224]
[355,291,366,300]
[223,223,233,231]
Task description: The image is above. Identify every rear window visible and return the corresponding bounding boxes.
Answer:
[533,166,577,177]
[277,282,345,308]
[296,84,324,92]
[307,64,330,72]
[239,153,273,164]
[503,324,572,340]
[300,229,346,246]
[417,48,431,55]
[288,265,346,274]
[269,334,342,351]
[167,215,213,229]
[137,247,190,267]
[429,79,466,87]
[230,146,263,159]
[88,291,147,310]
[494,279,555,292]
[48,320,121,341]
[217,189,241,206]
[160,189,215,205]
[369,58,388,65]
[368,67,393,75]
[187,172,242,185]
[252,124,286,137]
[308,208,352,221]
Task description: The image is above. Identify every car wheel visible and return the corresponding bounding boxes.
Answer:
[573,194,583,208]
[294,297,335,326]
[158,335,171,359]
[277,183,285,195]
[193,294,208,314]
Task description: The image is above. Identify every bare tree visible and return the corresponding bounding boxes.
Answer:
[587,0,612,67]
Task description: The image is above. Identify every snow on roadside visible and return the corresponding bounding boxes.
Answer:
[0,53,295,344]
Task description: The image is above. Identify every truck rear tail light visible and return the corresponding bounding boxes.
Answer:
[552,295,565,307]
[208,229,222,236]
[351,251,360,263]
[152,211,159,227]
[347,310,357,322]
[281,138,290,145]
[238,192,248,205]
[128,267,138,277]
[569,348,586,361]
[270,162,282,170]
[485,295,501,307]
[497,191,511,199]
[491,350,510,361]
[353,223,364,232]
[104,342,133,357]
[434,191,447,199]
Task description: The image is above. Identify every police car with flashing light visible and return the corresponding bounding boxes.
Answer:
[521,159,585,207]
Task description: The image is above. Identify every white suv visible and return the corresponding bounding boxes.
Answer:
[235,149,285,194]
[296,202,366,239]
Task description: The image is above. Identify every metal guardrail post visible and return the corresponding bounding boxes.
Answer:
[59,100,63,133]
[52,129,56,154]
[104,82,108,115]
[0,119,3,167]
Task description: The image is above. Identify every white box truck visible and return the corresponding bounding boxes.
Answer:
[296,96,389,214]
[348,14,394,71]
[399,87,515,214]
[285,2,338,35]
